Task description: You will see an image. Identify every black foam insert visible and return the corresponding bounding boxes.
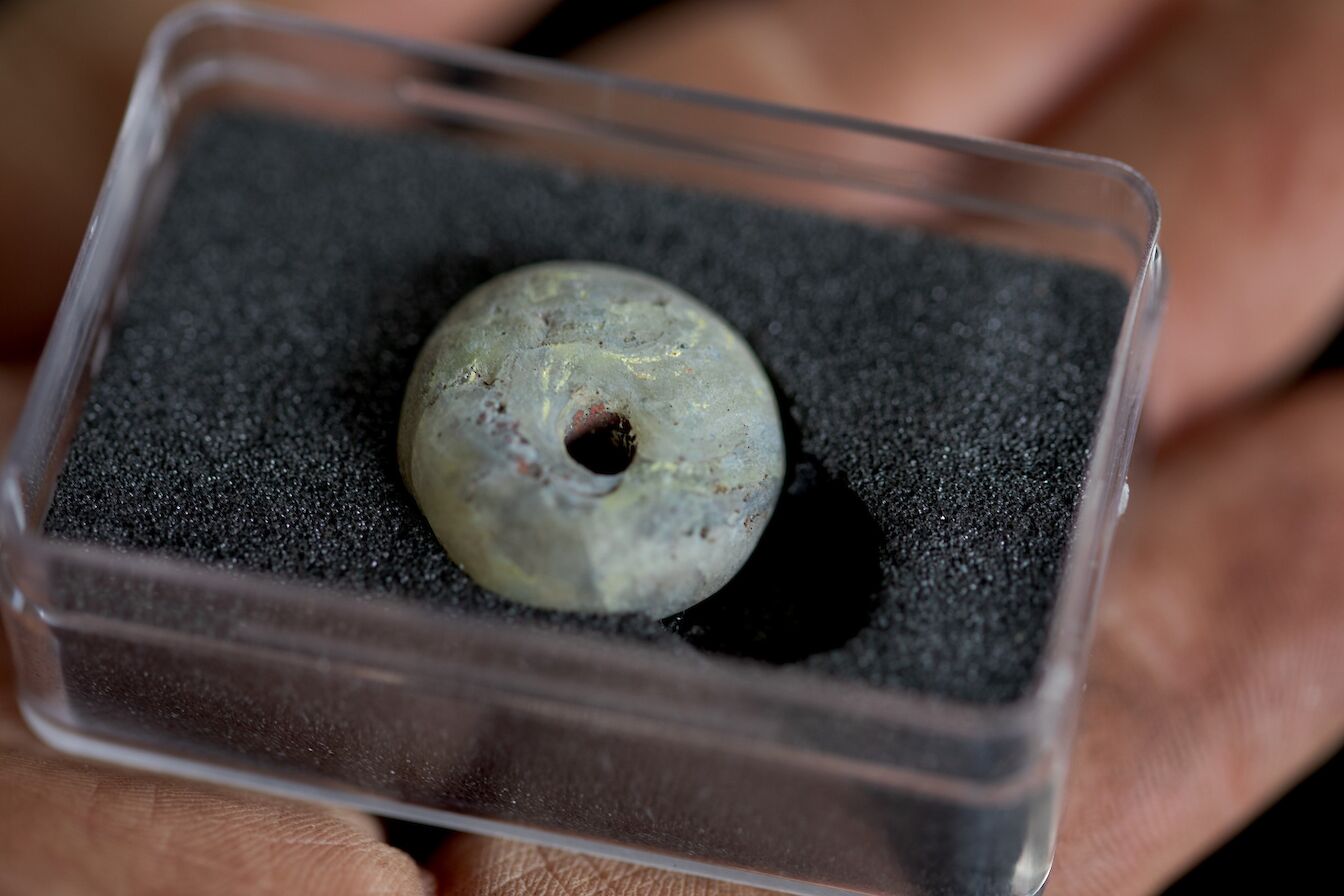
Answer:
[44,112,1127,703]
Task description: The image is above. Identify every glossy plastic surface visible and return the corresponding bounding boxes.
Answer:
[0,5,1163,895]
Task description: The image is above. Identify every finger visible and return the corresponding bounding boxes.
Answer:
[434,834,767,896]
[0,648,430,895]
[1054,373,1344,896]
[0,0,550,355]
[573,0,1168,136]
[1032,0,1344,439]
[0,751,431,896]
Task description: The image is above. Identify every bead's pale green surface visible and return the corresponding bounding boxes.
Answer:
[399,261,785,616]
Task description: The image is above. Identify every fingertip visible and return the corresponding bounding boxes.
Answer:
[432,833,769,896]
[315,837,430,896]
[172,793,431,896]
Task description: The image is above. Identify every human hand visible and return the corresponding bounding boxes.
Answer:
[4,2,1343,895]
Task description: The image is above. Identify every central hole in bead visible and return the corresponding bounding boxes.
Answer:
[566,406,636,475]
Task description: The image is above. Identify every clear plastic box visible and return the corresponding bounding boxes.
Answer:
[0,5,1163,895]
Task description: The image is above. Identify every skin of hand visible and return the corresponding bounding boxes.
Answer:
[2,1,1342,895]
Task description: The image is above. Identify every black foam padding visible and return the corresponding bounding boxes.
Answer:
[45,112,1127,703]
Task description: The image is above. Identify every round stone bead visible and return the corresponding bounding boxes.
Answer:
[398,261,784,616]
